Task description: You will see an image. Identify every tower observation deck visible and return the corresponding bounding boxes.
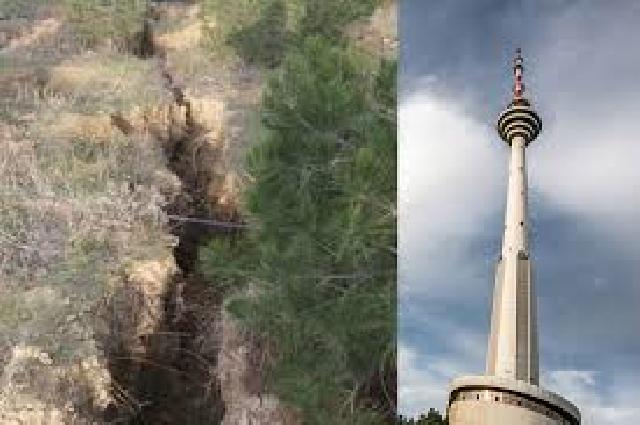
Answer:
[445,49,581,425]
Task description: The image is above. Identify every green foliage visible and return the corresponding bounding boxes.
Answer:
[201,0,384,67]
[226,0,289,68]
[1,0,148,49]
[199,237,257,292]
[295,0,382,40]
[397,409,448,424]
[0,0,48,19]
[200,0,264,61]
[198,0,396,421]
[200,32,396,425]
[61,0,148,48]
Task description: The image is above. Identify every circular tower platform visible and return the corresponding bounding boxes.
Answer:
[497,101,542,146]
[446,376,580,425]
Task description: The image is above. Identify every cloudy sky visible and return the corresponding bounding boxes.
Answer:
[398,1,640,423]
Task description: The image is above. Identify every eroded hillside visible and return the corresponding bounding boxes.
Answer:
[0,1,396,424]
[1,1,252,422]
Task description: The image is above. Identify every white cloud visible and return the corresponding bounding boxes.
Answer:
[531,1,640,239]
[398,89,500,240]
[398,89,503,297]
[543,370,640,425]
[398,318,486,417]
[398,343,451,418]
[586,408,640,425]
[543,370,598,404]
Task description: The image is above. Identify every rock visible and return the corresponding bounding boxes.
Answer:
[37,352,53,365]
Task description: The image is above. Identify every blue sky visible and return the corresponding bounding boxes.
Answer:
[398,1,640,423]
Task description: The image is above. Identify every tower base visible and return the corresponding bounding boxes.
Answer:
[446,376,580,425]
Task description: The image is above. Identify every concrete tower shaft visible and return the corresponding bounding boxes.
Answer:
[486,49,540,384]
[446,48,581,425]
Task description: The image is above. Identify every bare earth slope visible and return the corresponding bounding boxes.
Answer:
[0,1,255,423]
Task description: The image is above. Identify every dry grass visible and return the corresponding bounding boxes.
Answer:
[345,0,398,58]
[0,17,61,54]
[155,21,203,51]
[44,111,115,140]
[189,95,225,134]
[0,0,266,420]
[48,60,110,92]
[47,53,169,113]
[0,18,179,423]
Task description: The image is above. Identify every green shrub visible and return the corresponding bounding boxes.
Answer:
[225,0,289,68]
[61,0,148,48]
[201,0,384,66]
[294,0,382,40]
[0,0,48,19]
[200,34,396,424]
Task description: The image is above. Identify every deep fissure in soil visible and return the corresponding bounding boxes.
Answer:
[104,12,234,423]
[127,74,229,424]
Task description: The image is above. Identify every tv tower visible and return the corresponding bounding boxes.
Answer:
[446,49,581,425]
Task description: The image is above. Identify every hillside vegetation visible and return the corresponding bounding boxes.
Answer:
[1,0,396,423]
[199,0,397,423]
[398,409,448,424]
[1,1,178,422]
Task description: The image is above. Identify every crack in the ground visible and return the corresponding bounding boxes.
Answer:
[106,7,239,423]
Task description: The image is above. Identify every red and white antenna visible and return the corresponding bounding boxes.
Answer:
[513,48,525,100]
